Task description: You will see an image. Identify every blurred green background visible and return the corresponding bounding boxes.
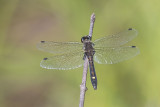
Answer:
[0,0,160,107]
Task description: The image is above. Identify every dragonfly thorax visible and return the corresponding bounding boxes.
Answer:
[82,35,94,56]
[83,42,95,57]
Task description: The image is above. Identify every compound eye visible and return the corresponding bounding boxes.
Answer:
[81,36,90,43]
[81,37,84,43]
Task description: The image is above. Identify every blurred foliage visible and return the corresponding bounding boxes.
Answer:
[0,0,160,107]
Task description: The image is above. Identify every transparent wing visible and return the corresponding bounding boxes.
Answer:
[40,51,84,70]
[93,28,138,47]
[94,46,140,64]
[37,41,83,54]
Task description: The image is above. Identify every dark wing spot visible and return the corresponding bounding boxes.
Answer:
[128,28,132,30]
[132,46,136,48]
[43,58,48,60]
[41,41,45,43]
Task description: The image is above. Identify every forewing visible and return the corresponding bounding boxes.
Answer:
[94,46,140,64]
[93,28,138,47]
[37,41,83,54]
[40,51,84,70]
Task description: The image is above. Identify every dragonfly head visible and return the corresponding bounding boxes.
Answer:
[81,35,92,43]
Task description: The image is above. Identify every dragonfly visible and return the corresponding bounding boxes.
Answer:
[37,28,140,90]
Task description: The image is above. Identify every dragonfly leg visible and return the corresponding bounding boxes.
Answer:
[83,54,87,60]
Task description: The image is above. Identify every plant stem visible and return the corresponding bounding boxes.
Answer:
[79,13,95,107]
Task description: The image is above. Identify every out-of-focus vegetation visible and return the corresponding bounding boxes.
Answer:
[0,0,160,107]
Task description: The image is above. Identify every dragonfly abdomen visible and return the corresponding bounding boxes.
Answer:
[88,56,97,90]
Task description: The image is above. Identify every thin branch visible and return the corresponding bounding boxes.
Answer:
[79,58,88,107]
[89,13,95,38]
[79,13,95,107]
